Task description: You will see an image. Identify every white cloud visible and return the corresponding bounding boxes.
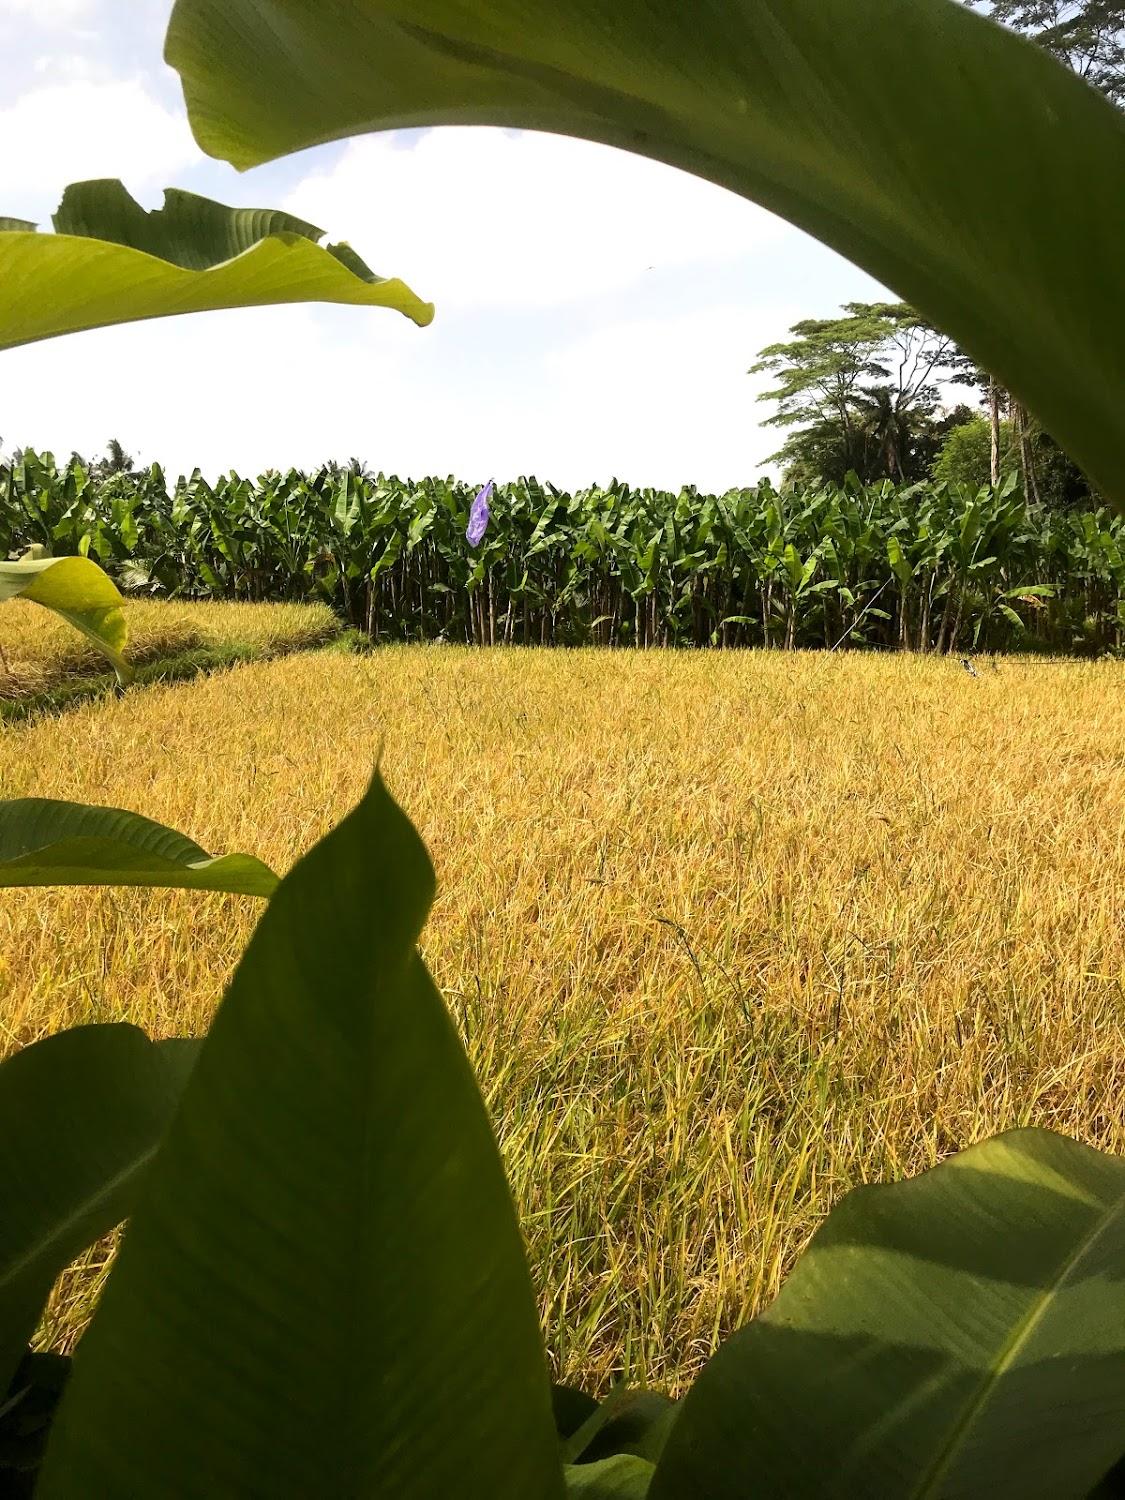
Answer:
[0,78,197,206]
[0,86,869,492]
[0,0,97,25]
[531,305,798,488]
[0,306,412,477]
[286,128,786,313]
[32,52,108,81]
[0,293,799,494]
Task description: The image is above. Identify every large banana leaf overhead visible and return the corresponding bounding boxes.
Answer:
[0,178,433,350]
[165,0,1125,502]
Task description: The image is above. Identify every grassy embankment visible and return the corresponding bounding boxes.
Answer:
[0,598,341,718]
[3,644,1123,1393]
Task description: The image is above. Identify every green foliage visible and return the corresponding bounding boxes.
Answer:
[7,454,1125,653]
[976,0,1124,103]
[92,441,134,482]
[934,414,1096,509]
[564,1389,677,1467]
[0,1027,197,1393]
[933,415,1018,488]
[0,799,278,896]
[0,553,132,684]
[0,180,432,351]
[165,0,1125,503]
[751,302,963,485]
[652,1129,1125,1496]
[1,1352,70,1500]
[564,1456,654,1496]
[37,775,562,1499]
[0,171,431,679]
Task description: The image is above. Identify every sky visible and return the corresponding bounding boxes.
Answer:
[0,0,891,492]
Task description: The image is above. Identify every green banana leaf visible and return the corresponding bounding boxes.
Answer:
[165,0,1125,502]
[0,799,278,897]
[38,773,562,1499]
[564,1456,655,1497]
[563,1389,677,1467]
[0,179,432,351]
[0,555,132,685]
[0,1026,199,1396]
[650,1128,1125,1498]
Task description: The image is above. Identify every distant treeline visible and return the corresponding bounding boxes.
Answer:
[4,452,1125,654]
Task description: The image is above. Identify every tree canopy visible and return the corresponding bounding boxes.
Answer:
[976,1,1124,102]
[752,302,1096,503]
[750,303,969,486]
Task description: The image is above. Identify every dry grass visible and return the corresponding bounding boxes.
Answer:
[0,597,339,699]
[3,645,1125,1393]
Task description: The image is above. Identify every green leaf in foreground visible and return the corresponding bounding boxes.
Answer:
[553,1384,601,1442]
[165,0,1125,502]
[651,1128,1125,1499]
[0,1027,199,1397]
[567,1391,677,1468]
[0,179,432,351]
[1,1350,71,1500]
[565,1455,654,1497]
[0,557,131,685]
[567,1458,657,1494]
[0,798,278,897]
[39,772,562,1499]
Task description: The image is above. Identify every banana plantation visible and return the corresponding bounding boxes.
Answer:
[4,450,1123,654]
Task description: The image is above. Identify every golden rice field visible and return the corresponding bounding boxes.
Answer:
[2,637,1125,1394]
[0,597,338,700]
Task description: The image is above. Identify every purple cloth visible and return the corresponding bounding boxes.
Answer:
[466,480,494,547]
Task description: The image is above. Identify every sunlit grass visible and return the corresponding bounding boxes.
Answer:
[3,644,1125,1393]
[0,597,339,700]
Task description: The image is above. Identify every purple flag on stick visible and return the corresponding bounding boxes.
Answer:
[466,480,494,547]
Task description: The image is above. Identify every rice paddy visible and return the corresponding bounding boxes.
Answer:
[0,597,339,702]
[3,640,1124,1393]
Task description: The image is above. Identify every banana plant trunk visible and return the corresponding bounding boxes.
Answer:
[989,383,1002,488]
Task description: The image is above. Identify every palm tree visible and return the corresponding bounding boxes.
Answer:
[105,438,133,473]
[853,386,915,481]
[90,437,135,481]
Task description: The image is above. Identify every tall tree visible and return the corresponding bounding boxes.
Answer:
[749,306,889,477]
[752,303,961,485]
[979,1,1124,102]
[92,437,135,479]
[943,348,1007,486]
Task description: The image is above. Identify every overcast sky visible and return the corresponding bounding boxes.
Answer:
[0,0,890,491]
